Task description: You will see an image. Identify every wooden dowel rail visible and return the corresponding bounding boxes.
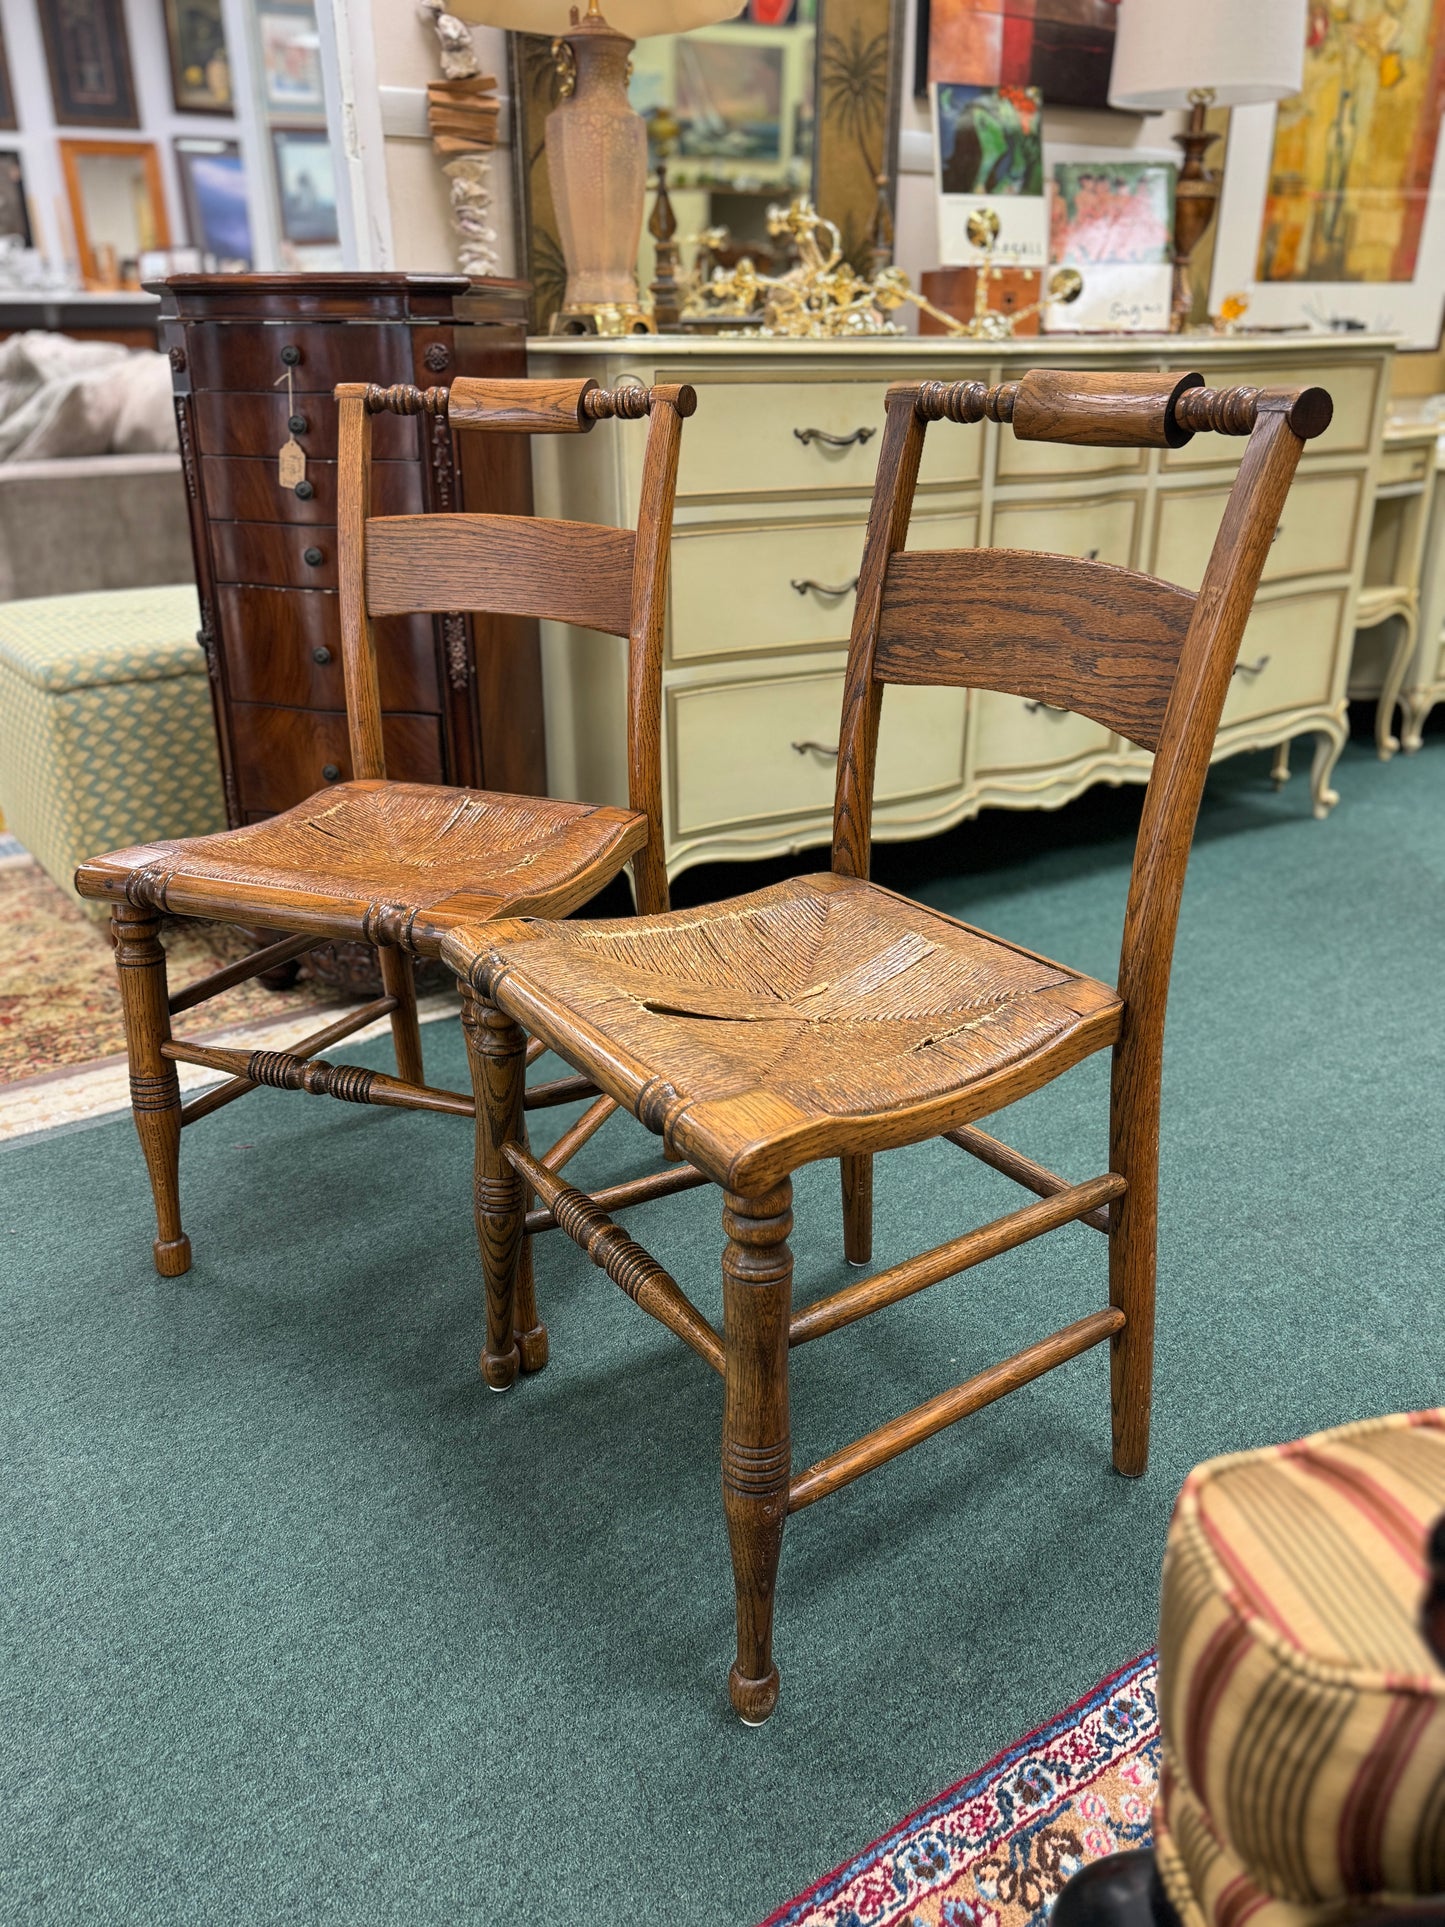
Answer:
[525,1036,547,1067]
[945,1124,1113,1233]
[174,996,397,1126]
[167,932,322,1015]
[524,1160,709,1235]
[789,1172,1125,1346]
[166,1016,478,1117]
[506,1146,724,1374]
[787,1307,1126,1512]
[540,1093,618,1175]
[523,1071,601,1110]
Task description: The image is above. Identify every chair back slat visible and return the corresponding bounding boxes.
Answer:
[874,549,1195,752]
[364,512,637,636]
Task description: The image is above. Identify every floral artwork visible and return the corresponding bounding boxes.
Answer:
[1045,160,1174,332]
[925,0,1121,112]
[1257,0,1445,285]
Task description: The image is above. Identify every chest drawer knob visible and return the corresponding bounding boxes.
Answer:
[304,545,324,566]
[281,345,302,366]
[321,763,341,782]
[312,646,332,665]
[289,412,308,435]
[293,478,315,500]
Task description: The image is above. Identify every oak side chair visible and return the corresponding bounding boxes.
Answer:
[76,374,695,1383]
[439,368,1334,1722]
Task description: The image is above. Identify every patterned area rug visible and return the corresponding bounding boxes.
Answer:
[0,849,333,1084]
[762,1654,1159,1927]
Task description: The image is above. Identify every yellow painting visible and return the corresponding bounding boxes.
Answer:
[1257,0,1445,284]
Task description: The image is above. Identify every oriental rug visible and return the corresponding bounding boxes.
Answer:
[762,1653,1160,1927]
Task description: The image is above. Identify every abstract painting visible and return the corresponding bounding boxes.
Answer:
[175,139,251,266]
[933,84,1046,264]
[1256,0,1445,285]
[923,0,1121,112]
[1045,158,1173,331]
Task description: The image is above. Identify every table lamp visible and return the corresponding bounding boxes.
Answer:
[453,0,746,333]
[1108,0,1306,329]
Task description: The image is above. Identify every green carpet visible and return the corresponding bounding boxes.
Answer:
[3,735,1444,1926]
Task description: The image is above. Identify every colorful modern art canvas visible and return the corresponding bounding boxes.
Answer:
[1210,0,1445,347]
[923,0,1121,112]
[1044,157,1174,332]
[933,82,1047,264]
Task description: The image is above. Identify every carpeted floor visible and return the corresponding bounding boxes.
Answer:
[2,733,1443,1927]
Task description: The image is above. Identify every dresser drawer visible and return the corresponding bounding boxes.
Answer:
[228,703,446,816]
[669,507,980,665]
[1164,359,1381,466]
[971,692,1114,776]
[190,390,418,461]
[185,321,415,394]
[677,381,982,500]
[212,522,338,589]
[990,491,1140,566]
[217,586,443,713]
[668,670,966,837]
[995,433,1146,484]
[1152,471,1363,591]
[1220,588,1347,729]
[1377,440,1434,487]
[200,456,423,524]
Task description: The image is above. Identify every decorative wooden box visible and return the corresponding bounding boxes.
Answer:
[160,273,545,838]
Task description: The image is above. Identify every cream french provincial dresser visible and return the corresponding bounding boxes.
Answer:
[528,334,1394,880]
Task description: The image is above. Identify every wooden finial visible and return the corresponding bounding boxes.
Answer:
[649,163,682,331]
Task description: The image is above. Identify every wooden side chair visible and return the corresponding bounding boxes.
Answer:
[439,368,1333,1721]
[76,375,695,1370]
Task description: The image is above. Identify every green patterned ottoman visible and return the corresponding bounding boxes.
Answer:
[0,585,225,918]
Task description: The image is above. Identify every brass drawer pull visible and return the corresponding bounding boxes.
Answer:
[1232,654,1271,679]
[1024,700,1069,715]
[793,425,876,449]
[790,574,859,597]
[791,738,839,758]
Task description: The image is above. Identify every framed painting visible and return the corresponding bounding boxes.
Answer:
[163,0,232,115]
[60,140,170,287]
[919,0,1121,113]
[0,19,15,132]
[932,83,1047,265]
[271,128,338,245]
[1043,152,1174,332]
[175,138,251,266]
[0,152,31,247]
[40,0,139,129]
[258,4,326,117]
[1209,0,1445,350]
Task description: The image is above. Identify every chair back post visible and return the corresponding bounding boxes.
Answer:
[618,381,696,915]
[830,384,929,879]
[335,381,393,782]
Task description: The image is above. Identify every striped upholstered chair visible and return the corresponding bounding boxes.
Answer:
[1055,1410,1445,1927]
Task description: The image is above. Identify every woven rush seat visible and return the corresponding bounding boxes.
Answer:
[75,780,648,953]
[450,870,1122,1189]
[1154,1409,1445,1927]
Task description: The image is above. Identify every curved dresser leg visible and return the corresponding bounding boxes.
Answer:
[1310,726,1347,820]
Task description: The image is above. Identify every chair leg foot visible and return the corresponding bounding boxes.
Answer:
[112,907,191,1276]
[841,1153,872,1267]
[512,1240,550,1373]
[721,1181,793,1726]
[462,986,527,1394]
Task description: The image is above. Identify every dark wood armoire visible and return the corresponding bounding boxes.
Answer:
[160,273,545,835]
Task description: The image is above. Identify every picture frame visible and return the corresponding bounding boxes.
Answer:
[59,139,170,288]
[0,19,16,133]
[1042,147,1176,334]
[271,127,338,246]
[174,138,251,267]
[917,0,1122,114]
[0,151,32,248]
[1208,0,1445,352]
[39,0,139,130]
[932,82,1047,267]
[163,0,233,116]
[257,4,326,117]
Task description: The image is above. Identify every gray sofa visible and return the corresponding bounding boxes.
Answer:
[0,453,193,602]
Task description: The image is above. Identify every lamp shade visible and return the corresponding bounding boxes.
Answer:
[450,0,745,36]
[1108,0,1307,111]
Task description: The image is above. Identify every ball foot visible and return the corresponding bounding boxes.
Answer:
[729,1663,780,1724]
[516,1323,550,1374]
[480,1344,520,1392]
[153,1235,191,1277]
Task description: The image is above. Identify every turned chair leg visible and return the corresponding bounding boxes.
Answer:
[721,1179,793,1724]
[1107,1055,1157,1480]
[840,1152,872,1266]
[112,905,191,1277]
[461,987,526,1391]
[379,947,424,1086]
[512,1229,550,1373]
